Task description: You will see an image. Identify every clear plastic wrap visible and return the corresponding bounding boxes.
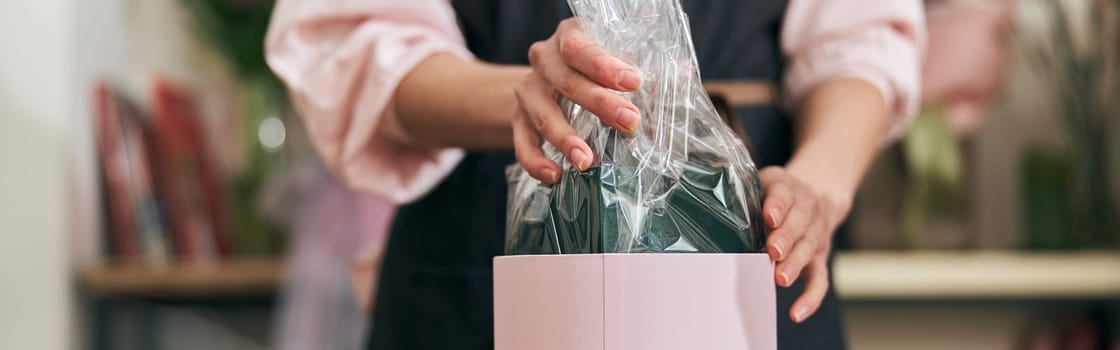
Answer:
[505,0,768,254]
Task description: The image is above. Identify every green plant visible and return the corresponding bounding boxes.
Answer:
[181,0,276,81]
[182,0,287,255]
[900,107,966,248]
[1021,0,1119,248]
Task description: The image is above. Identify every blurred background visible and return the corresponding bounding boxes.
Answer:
[0,0,1116,349]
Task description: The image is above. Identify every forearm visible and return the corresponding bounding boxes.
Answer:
[394,53,529,150]
[785,78,890,211]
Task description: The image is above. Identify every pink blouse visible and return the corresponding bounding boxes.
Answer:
[266,0,926,204]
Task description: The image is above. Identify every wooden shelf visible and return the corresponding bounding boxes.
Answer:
[834,251,1120,300]
[80,252,1120,300]
[80,259,285,299]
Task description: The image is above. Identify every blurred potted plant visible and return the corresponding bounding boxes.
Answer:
[181,0,288,255]
[900,107,967,248]
[1020,0,1119,249]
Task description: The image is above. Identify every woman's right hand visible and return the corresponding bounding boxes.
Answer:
[512,18,643,183]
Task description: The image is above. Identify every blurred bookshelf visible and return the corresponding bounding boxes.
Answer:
[82,78,290,301]
[80,259,284,299]
[834,251,1120,300]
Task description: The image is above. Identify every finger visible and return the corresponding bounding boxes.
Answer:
[512,100,562,183]
[555,25,641,91]
[774,227,820,287]
[514,75,595,171]
[765,191,813,262]
[529,42,640,133]
[761,176,795,230]
[790,259,830,323]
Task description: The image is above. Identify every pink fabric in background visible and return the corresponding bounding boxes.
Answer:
[270,163,396,350]
[494,254,777,350]
[921,0,1016,136]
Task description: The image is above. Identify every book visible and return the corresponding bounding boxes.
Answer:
[92,82,171,265]
[149,77,234,262]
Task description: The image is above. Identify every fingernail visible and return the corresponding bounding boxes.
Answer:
[777,270,791,286]
[617,108,640,132]
[768,208,782,228]
[543,169,559,183]
[793,306,809,323]
[570,148,589,170]
[616,70,641,90]
[770,240,785,260]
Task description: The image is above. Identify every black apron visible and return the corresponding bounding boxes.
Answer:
[368,1,847,349]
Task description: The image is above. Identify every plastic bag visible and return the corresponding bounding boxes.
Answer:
[505,0,767,254]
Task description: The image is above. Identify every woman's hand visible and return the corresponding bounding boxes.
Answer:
[759,166,851,324]
[512,18,643,183]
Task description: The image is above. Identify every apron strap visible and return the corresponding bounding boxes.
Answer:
[703,80,778,108]
[704,80,777,162]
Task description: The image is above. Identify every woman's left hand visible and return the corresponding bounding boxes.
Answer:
[758,166,851,323]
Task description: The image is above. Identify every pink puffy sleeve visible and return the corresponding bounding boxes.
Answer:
[782,0,927,140]
[265,0,471,204]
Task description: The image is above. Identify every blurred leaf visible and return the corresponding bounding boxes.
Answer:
[899,106,966,248]
[904,106,964,205]
[1021,145,1074,250]
[181,0,276,81]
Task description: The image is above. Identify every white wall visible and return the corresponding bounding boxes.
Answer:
[0,0,247,348]
[0,0,249,347]
[0,0,76,348]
